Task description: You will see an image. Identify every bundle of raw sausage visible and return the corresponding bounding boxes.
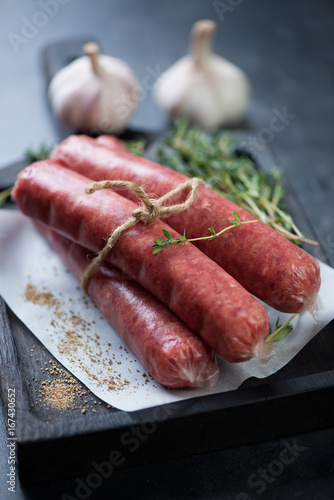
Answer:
[13,161,271,365]
[51,134,321,314]
[35,223,219,388]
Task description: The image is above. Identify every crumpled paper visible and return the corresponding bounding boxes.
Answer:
[0,210,333,411]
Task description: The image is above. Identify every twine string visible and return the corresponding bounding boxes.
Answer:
[81,177,205,291]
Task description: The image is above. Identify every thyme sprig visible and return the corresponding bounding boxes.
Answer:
[152,212,257,254]
[25,143,50,162]
[0,145,50,207]
[126,139,146,157]
[156,119,318,247]
[0,186,13,207]
[265,314,296,343]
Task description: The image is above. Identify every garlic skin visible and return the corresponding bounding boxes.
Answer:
[154,20,250,129]
[49,42,140,134]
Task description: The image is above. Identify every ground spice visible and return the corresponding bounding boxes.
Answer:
[25,282,58,308]
[35,359,87,411]
[24,280,136,407]
[40,379,79,410]
[58,329,83,355]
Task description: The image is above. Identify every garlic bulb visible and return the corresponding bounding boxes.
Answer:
[49,42,140,134]
[154,20,250,129]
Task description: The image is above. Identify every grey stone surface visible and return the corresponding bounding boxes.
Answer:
[0,1,333,498]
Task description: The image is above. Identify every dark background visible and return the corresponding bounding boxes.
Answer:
[1,0,334,498]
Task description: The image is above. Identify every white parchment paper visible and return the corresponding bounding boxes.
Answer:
[0,210,334,411]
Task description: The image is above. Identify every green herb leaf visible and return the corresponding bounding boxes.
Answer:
[265,314,296,343]
[163,229,173,240]
[177,234,187,243]
[0,186,13,207]
[269,324,294,342]
[125,139,146,157]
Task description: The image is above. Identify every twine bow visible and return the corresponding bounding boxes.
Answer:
[81,177,205,291]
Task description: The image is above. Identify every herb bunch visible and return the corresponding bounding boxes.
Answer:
[25,144,50,162]
[156,119,318,246]
[0,144,49,206]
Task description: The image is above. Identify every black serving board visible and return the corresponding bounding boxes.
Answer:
[0,38,333,484]
[1,138,334,484]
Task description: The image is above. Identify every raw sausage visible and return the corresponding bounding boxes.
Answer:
[51,135,321,313]
[13,161,271,363]
[35,223,219,388]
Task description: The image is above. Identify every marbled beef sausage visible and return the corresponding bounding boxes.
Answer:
[13,161,271,363]
[51,135,321,313]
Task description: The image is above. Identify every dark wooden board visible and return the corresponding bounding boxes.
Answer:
[1,139,334,483]
[0,37,333,484]
[1,294,334,484]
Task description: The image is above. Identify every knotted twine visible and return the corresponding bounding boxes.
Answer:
[81,177,205,291]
